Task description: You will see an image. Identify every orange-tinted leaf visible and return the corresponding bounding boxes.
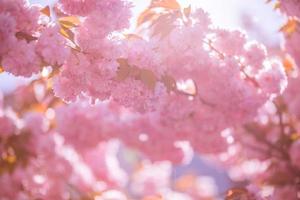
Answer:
[60,26,75,42]
[2,153,17,164]
[124,33,144,40]
[40,6,50,17]
[151,12,177,38]
[15,32,38,42]
[143,195,163,200]
[282,54,296,73]
[274,1,281,9]
[151,0,181,10]
[161,74,176,92]
[137,8,158,27]
[225,188,249,200]
[183,5,191,17]
[175,174,197,191]
[279,18,299,36]
[67,44,81,53]
[129,65,141,79]
[140,69,157,90]
[291,133,300,141]
[30,103,47,113]
[59,20,79,29]
[116,58,131,81]
[59,16,80,28]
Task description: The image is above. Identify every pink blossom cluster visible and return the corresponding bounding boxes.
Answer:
[54,1,148,108]
[53,4,288,164]
[55,102,122,152]
[54,102,186,163]
[1,0,300,199]
[0,108,127,199]
[54,5,287,118]
[0,0,69,77]
[0,112,73,199]
[0,98,199,199]
[279,0,300,19]
[0,115,15,138]
[218,100,300,198]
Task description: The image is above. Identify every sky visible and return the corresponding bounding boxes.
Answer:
[0,0,284,93]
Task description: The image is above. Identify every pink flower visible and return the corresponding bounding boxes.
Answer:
[82,142,128,187]
[55,103,119,151]
[2,40,40,77]
[191,8,211,32]
[212,29,247,56]
[0,0,40,34]
[0,13,16,55]
[58,0,97,16]
[243,41,267,74]
[0,115,15,138]
[279,0,300,18]
[257,59,287,95]
[36,25,70,66]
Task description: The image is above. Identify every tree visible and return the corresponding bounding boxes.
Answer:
[0,0,299,199]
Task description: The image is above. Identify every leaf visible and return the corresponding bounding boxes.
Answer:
[2,152,16,164]
[183,5,191,17]
[59,16,80,29]
[279,18,299,36]
[174,174,197,191]
[267,171,292,185]
[151,12,177,38]
[161,74,176,92]
[282,55,295,73]
[60,26,81,53]
[291,133,300,141]
[40,6,50,17]
[60,26,75,42]
[68,44,82,52]
[274,1,281,9]
[130,65,142,79]
[124,33,144,40]
[151,0,181,10]
[225,188,249,200]
[30,103,47,113]
[140,69,157,90]
[15,32,38,42]
[60,20,79,29]
[143,195,163,200]
[0,66,4,73]
[116,58,131,81]
[137,8,158,27]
